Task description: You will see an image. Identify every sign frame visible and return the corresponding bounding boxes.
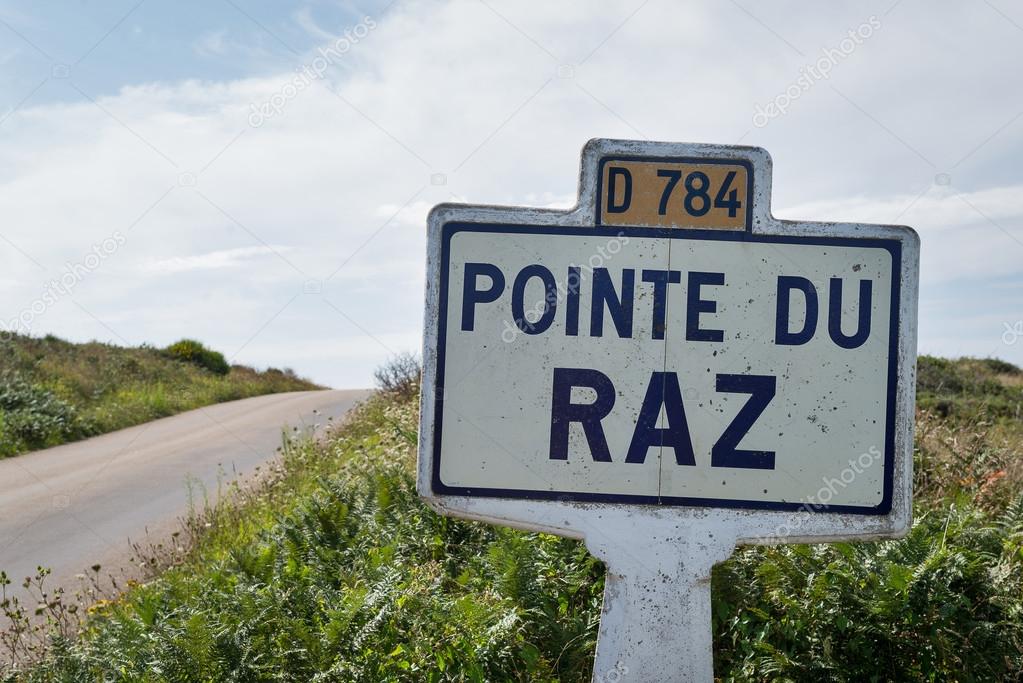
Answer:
[418,138,919,681]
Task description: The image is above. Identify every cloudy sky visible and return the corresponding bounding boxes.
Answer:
[1,0,1021,387]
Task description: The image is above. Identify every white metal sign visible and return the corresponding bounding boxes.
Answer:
[419,139,919,682]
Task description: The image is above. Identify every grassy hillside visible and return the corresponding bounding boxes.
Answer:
[6,356,1023,681]
[0,334,319,458]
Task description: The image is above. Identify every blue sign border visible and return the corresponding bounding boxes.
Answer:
[432,222,902,515]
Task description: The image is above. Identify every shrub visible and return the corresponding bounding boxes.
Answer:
[713,499,1023,681]
[373,352,421,399]
[979,357,1021,375]
[164,339,230,376]
[916,355,1023,420]
[0,374,87,456]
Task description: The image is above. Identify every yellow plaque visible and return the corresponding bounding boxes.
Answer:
[598,158,751,230]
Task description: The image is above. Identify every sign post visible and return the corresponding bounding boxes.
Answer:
[418,138,919,681]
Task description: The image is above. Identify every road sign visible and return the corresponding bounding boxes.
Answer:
[418,138,919,682]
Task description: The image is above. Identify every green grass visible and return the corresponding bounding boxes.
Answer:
[7,357,1023,681]
[0,334,320,458]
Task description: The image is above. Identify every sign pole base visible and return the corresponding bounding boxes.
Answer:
[586,526,737,682]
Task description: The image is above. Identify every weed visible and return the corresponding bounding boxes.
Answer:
[6,359,1023,680]
[373,352,421,400]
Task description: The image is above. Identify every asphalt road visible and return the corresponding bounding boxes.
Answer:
[0,389,371,608]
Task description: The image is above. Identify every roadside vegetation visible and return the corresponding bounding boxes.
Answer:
[0,334,319,458]
[4,355,1023,681]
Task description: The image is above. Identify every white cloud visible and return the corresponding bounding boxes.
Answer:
[372,199,433,228]
[777,184,1023,285]
[523,192,577,210]
[1,0,1023,386]
[143,245,294,274]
